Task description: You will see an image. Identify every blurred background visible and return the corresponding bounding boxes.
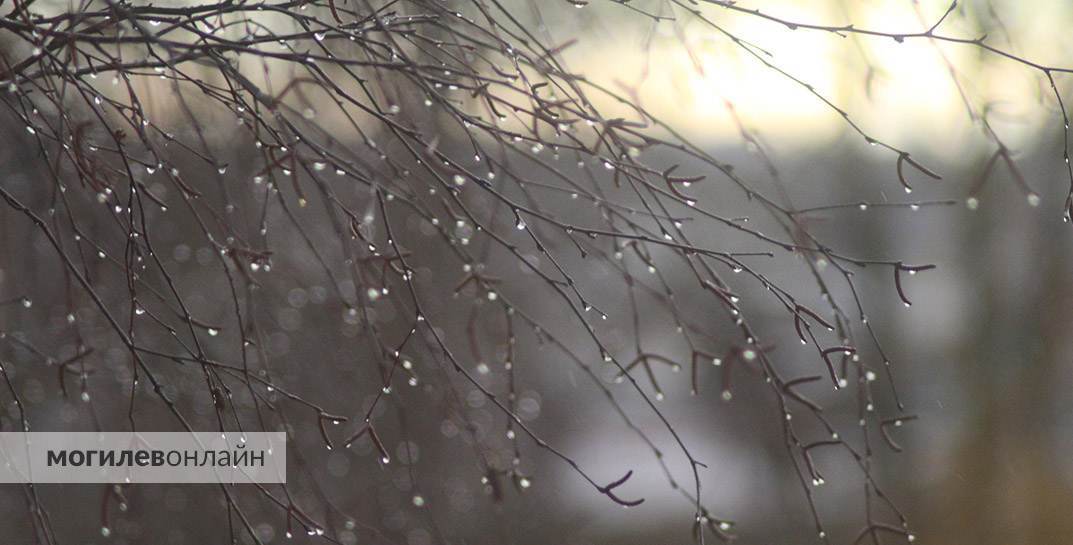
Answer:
[1,0,1073,544]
